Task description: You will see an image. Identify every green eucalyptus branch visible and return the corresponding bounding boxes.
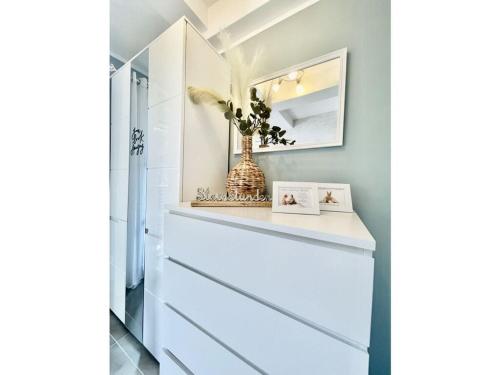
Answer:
[187,86,295,146]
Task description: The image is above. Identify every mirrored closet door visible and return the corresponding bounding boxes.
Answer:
[110,18,231,359]
[110,48,149,342]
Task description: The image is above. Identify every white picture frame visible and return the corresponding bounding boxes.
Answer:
[272,181,320,215]
[318,183,353,212]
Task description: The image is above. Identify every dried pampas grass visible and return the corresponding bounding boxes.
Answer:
[187,86,229,112]
[219,31,263,117]
[260,80,273,108]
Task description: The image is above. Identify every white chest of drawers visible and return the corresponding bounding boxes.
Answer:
[160,204,375,374]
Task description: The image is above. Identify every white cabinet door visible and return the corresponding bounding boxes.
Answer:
[145,233,163,298]
[147,97,182,169]
[143,289,164,360]
[146,167,180,237]
[148,20,185,107]
[110,63,131,171]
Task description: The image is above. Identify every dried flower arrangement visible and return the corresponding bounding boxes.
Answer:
[187,32,295,199]
[187,86,295,147]
[188,32,294,147]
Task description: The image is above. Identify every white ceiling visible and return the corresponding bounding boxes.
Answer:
[110,0,320,63]
[110,0,171,62]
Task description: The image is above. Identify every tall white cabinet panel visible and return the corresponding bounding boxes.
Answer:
[144,234,163,298]
[142,17,230,361]
[143,289,164,360]
[148,21,185,107]
[182,25,230,201]
[147,98,183,169]
[145,167,180,238]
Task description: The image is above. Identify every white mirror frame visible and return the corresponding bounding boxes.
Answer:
[233,47,347,154]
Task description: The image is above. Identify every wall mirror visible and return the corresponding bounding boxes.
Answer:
[234,48,347,154]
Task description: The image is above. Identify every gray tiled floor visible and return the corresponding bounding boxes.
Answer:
[110,311,159,375]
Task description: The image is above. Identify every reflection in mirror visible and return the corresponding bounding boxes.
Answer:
[125,48,148,342]
[235,48,346,154]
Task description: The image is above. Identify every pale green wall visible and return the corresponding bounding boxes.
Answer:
[230,0,390,373]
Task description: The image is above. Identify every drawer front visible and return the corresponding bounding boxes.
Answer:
[164,260,369,375]
[148,97,182,169]
[165,213,374,347]
[146,168,180,237]
[160,349,191,375]
[145,233,163,297]
[143,289,164,360]
[162,303,259,375]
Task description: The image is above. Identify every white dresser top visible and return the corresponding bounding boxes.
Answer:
[165,203,376,251]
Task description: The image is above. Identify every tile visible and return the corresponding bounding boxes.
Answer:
[110,310,129,342]
[110,344,141,375]
[117,333,159,375]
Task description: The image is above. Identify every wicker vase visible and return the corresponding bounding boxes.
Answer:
[226,135,266,196]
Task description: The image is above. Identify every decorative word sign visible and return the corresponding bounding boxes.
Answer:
[191,188,272,207]
[130,128,144,156]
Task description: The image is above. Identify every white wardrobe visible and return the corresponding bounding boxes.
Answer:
[110,17,230,359]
